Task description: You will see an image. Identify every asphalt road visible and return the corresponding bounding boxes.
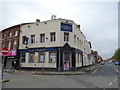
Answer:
[3,62,119,88]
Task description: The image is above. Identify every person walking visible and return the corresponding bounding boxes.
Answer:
[10,60,16,71]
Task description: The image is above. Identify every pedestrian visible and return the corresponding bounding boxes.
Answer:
[10,60,16,71]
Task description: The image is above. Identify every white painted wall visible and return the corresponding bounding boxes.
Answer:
[19,18,92,68]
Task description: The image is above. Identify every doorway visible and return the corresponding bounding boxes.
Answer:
[63,52,71,71]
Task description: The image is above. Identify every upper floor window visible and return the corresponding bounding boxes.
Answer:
[64,33,69,42]
[8,41,11,50]
[9,32,12,37]
[50,32,56,42]
[15,31,18,36]
[40,34,45,43]
[2,43,5,48]
[3,34,6,39]
[13,40,17,49]
[31,35,35,43]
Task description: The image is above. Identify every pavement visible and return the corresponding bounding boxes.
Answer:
[4,63,101,75]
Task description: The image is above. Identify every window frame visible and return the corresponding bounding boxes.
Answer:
[64,32,69,42]
[40,33,45,43]
[38,53,45,63]
[49,52,56,63]
[31,35,35,44]
[50,32,56,42]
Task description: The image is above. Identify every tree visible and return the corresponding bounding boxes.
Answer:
[112,48,120,61]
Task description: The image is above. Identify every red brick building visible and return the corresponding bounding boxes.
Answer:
[2,25,20,50]
[1,25,20,69]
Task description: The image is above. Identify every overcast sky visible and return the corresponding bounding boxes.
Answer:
[0,0,119,59]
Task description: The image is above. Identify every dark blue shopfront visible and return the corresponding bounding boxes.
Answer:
[18,44,83,71]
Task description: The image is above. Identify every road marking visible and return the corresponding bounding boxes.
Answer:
[114,79,116,82]
[92,65,101,74]
[108,82,112,86]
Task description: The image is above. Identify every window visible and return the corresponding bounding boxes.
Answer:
[8,41,11,50]
[31,35,35,43]
[2,43,5,48]
[64,33,69,41]
[49,52,56,63]
[50,32,56,41]
[21,54,26,63]
[8,32,12,37]
[13,40,17,49]
[39,53,45,63]
[10,32,12,37]
[3,34,6,39]
[78,53,79,63]
[40,34,45,43]
[15,31,18,36]
[29,53,35,63]
[13,31,15,36]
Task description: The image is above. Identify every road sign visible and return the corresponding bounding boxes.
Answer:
[2,48,8,55]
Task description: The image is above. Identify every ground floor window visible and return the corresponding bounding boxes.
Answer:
[80,54,82,63]
[21,53,26,63]
[39,53,45,63]
[29,53,35,63]
[49,52,56,63]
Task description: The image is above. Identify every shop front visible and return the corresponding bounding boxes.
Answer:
[19,43,83,71]
[3,50,17,69]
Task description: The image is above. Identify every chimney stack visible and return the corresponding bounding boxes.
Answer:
[36,19,40,22]
[77,25,80,29]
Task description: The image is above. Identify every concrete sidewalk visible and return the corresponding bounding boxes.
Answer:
[4,64,101,75]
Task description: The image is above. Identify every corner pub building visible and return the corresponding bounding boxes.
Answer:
[19,18,93,71]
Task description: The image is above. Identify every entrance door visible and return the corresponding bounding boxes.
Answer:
[63,52,70,71]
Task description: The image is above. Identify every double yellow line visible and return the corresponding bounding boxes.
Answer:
[92,65,101,74]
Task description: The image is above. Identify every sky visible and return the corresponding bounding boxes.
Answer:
[0,0,119,59]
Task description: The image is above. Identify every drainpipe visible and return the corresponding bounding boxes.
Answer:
[58,47,61,72]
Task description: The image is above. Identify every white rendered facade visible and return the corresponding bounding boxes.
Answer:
[19,18,92,71]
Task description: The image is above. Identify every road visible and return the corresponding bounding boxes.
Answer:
[3,62,119,88]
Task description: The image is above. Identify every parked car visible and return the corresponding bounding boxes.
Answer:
[114,61,120,65]
[101,61,105,65]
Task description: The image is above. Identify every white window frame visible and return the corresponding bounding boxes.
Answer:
[40,34,45,43]
[49,52,56,63]
[31,35,35,43]
[39,53,45,63]
[8,41,11,50]
[15,31,18,36]
[13,40,17,49]
[64,33,69,42]
[50,32,56,42]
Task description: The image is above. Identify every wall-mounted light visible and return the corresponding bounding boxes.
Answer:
[25,46,28,48]
[28,26,30,28]
[46,37,48,39]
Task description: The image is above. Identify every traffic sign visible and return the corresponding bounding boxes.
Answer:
[2,48,8,55]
